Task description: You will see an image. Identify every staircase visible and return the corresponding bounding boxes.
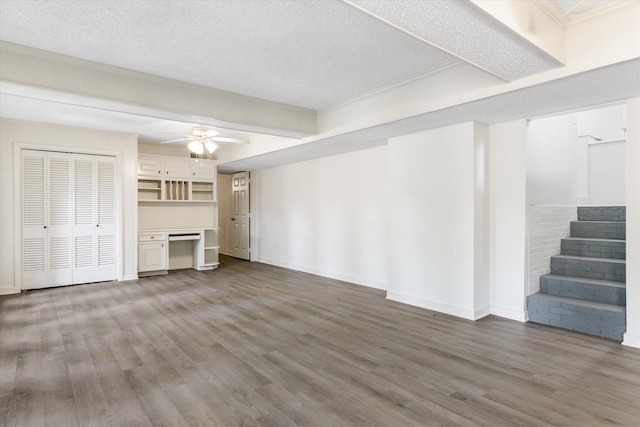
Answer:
[527,206,626,340]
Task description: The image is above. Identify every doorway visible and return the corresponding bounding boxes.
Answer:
[218,171,250,260]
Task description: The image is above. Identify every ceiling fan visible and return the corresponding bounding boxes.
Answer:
[161,126,248,154]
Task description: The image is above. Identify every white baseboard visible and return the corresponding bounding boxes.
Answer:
[490,305,527,322]
[256,257,387,291]
[623,332,640,349]
[121,274,139,281]
[386,291,486,320]
[0,286,19,296]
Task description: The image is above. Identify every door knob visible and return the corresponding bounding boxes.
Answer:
[231,218,235,221]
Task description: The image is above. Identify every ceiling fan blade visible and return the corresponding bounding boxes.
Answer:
[160,138,192,144]
[210,136,249,144]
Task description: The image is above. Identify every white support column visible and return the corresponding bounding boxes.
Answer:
[489,120,528,321]
[387,121,490,320]
[623,97,640,348]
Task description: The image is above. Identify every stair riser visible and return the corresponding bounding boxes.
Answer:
[577,206,626,222]
[550,257,626,282]
[570,221,625,240]
[528,296,625,341]
[540,277,626,306]
[561,239,626,259]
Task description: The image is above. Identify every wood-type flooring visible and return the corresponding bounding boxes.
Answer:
[1,255,639,426]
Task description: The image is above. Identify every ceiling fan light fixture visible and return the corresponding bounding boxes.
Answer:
[204,141,219,153]
[193,126,219,138]
[188,140,204,155]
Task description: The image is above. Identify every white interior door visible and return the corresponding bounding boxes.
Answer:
[22,151,47,288]
[72,155,97,284]
[47,152,73,287]
[22,150,73,289]
[231,172,250,260]
[72,154,117,284]
[96,157,117,281]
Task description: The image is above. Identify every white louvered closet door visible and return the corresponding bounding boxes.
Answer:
[22,150,73,289]
[71,154,117,284]
[95,156,117,282]
[72,155,96,284]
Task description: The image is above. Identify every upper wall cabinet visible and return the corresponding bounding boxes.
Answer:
[138,156,194,179]
[164,158,190,179]
[137,156,163,177]
[190,159,216,180]
[137,154,216,202]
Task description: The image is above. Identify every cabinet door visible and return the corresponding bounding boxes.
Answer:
[138,156,163,177]
[164,159,189,179]
[190,159,215,180]
[138,241,166,272]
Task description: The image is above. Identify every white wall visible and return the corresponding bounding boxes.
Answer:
[256,146,388,289]
[623,97,640,349]
[577,104,627,141]
[489,120,527,321]
[387,121,490,320]
[528,105,627,206]
[0,119,138,295]
[588,140,626,205]
[527,206,576,295]
[526,114,578,206]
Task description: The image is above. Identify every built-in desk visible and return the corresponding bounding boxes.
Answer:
[138,228,219,277]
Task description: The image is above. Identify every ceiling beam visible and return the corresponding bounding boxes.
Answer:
[347,0,564,81]
[0,42,317,138]
[470,0,566,63]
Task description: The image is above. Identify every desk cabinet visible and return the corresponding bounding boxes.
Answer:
[138,233,167,273]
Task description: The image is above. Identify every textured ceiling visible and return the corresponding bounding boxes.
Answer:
[0,0,459,111]
[0,0,635,168]
[349,0,561,80]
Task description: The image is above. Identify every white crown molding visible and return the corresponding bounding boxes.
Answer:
[568,0,638,26]
[531,0,570,29]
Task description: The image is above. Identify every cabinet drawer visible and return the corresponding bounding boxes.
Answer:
[139,232,166,242]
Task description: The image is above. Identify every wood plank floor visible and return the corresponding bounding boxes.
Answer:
[1,255,640,426]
